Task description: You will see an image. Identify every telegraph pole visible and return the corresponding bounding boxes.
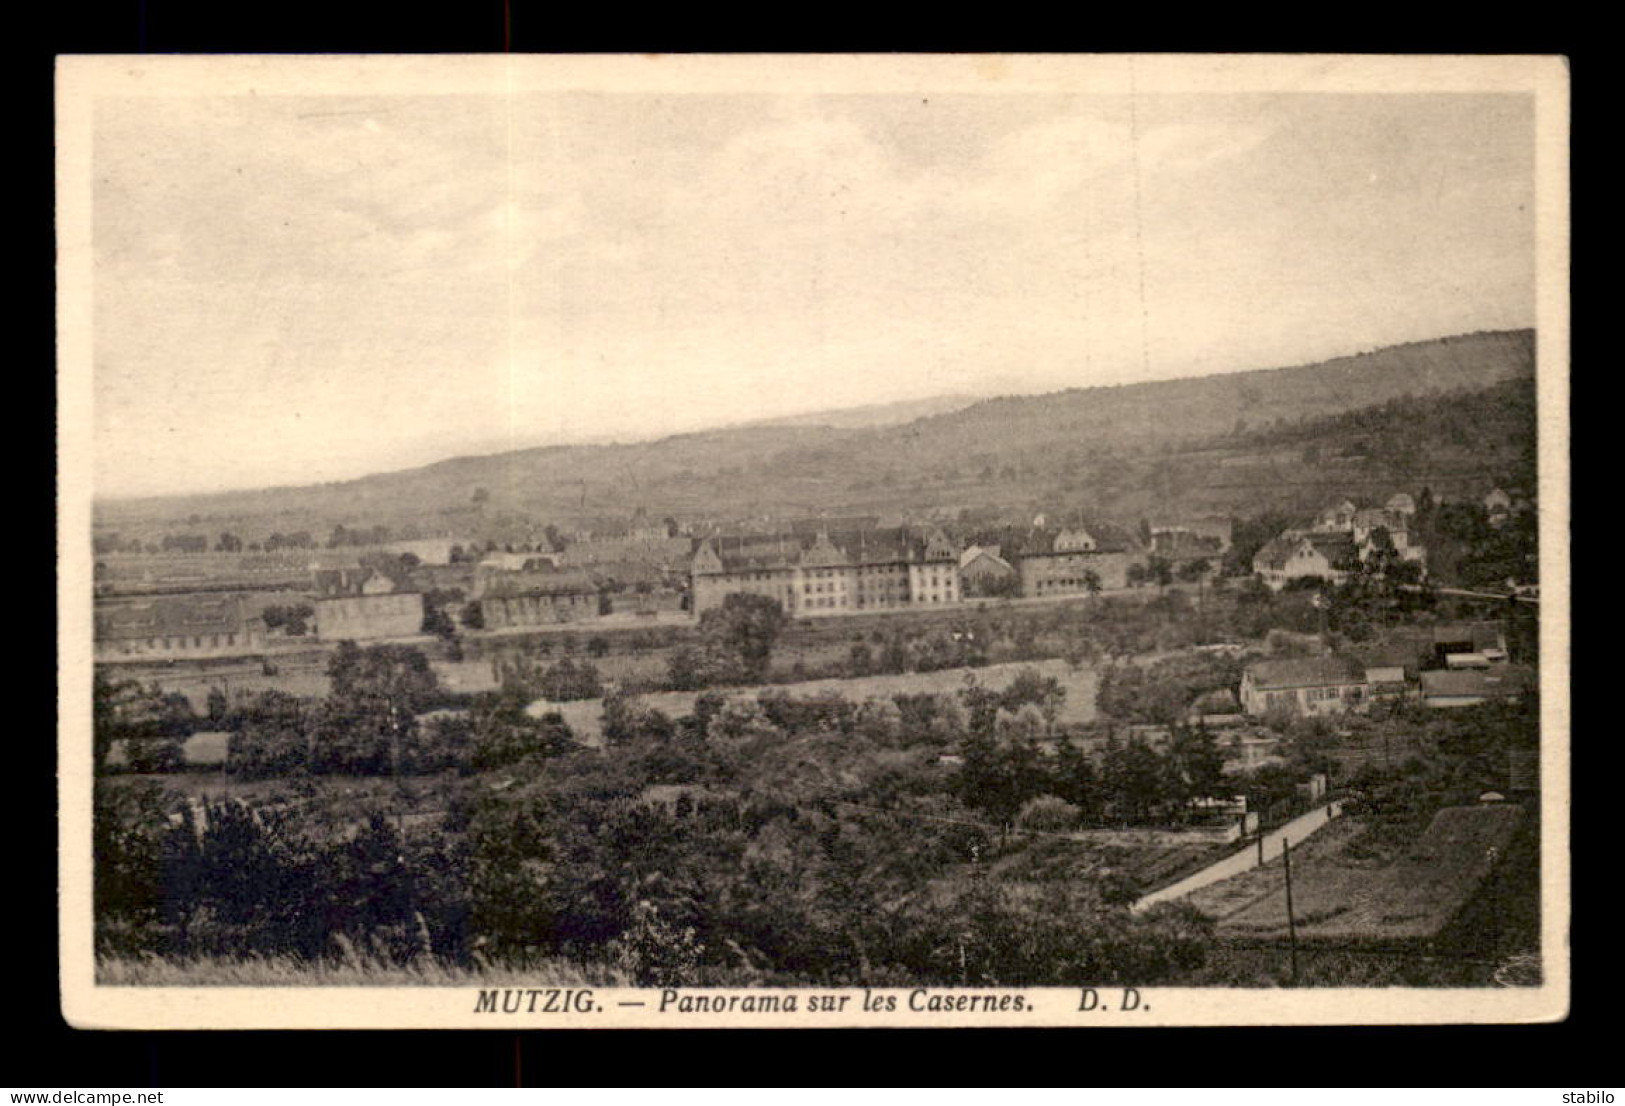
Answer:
[1283,835,1300,985]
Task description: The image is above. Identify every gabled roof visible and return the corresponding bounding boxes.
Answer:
[479,551,561,572]
[1299,531,1360,568]
[1429,622,1506,651]
[787,515,880,535]
[960,545,1011,571]
[1361,527,1398,554]
[1353,507,1403,529]
[1246,656,1366,690]
[1252,534,1301,570]
[1152,529,1224,558]
[95,595,248,641]
[1420,667,1534,699]
[1350,641,1419,673]
[1023,518,1140,556]
[479,568,598,599]
[696,526,957,573]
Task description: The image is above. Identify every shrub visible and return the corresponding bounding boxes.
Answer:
[1016,795,1082,833]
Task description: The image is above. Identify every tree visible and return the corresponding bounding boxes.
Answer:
[956,727,1046,830]
[469,690,576,770]
[459,601,485,631]
[205,685,230,725]
[699,593,787,682]
[124,736,185,773]
[316,643,442,775]
[601,692,675,747]
[1176,558,1211,583]
[1164,725,1227,811]
[1000,667,1066,722]
[1148,556,1175,591]
[1051,740,1102,823]
[853,698,904,746]
[1102,738,1167,825]
[666,646,711,691]
[534,658,603,701]
[227,690,312,778]
[94,673,196,774]
[262,603,313,636]
[422,604,457,640]
[94,671,146,773]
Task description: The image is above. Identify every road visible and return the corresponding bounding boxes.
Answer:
[1130,800,1345,914]
[1401,584,1538,605]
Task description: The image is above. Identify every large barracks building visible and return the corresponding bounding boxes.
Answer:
[690,524,961,617]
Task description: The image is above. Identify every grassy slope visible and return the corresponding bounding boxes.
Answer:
[97,951,627,987]
[1200,805,1526,944]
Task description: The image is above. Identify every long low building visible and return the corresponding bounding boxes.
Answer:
[475,567,601,629]
[1240,656,1376,717]
[1420,666,1535,708]
[94,594,265,660]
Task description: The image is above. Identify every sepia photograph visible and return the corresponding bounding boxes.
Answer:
[56,53,1570,1029]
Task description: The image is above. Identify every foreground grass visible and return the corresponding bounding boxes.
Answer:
[98,952,629,987]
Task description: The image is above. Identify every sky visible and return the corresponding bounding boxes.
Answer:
[91,87,1535,499]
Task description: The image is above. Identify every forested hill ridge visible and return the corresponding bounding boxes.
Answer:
[96,329,1535,539]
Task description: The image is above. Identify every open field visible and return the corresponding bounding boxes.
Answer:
[106,731,230,768]
[1193,805,1526,944]
[527,657,1099,746]
[112,652,335,711]
[1181,816,1370,920]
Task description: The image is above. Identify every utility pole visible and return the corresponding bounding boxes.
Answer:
[1283,835,1300,986]
[1196,573,1206,644]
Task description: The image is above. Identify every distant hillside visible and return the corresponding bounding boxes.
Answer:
[95,329,1536,543]
[732,393,985,431]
